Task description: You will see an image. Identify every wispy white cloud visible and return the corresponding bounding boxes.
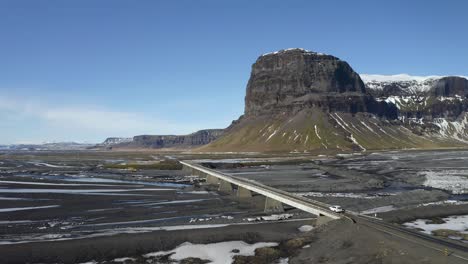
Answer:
[0,95,202,144]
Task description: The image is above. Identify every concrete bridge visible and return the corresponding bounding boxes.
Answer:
[180,161,468,260]
[180,161,341,224]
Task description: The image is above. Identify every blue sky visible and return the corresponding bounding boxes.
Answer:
[1,0,467,144]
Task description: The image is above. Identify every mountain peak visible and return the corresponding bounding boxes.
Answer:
[260,48,328,57]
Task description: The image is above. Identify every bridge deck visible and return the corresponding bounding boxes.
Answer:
[180,161,341,219]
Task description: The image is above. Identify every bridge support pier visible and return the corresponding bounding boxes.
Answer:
[219,180,234,193]
[316,214,333,226]
[237,186,252,198]
[181,165,191,174]
[182,165,198,176]
[206,175,220,185]
[264,197,284,213]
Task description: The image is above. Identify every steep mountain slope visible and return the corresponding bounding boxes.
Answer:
[362,74,468,144]
[200,49,468,152]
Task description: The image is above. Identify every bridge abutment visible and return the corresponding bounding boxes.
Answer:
[316,214,333,226]
[264,197,284,213]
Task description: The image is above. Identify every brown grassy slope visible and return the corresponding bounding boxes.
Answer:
[198,108,466,153]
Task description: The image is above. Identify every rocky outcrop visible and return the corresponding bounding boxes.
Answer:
[433,76,468,97]
[111,129,224,149]
[246,49,362,115]
[244,49,396,119]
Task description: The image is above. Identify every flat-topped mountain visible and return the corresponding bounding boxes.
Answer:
[101,129,224,150]
[247,49,365,115]
[200,49,468,152]
[245,49,396,119]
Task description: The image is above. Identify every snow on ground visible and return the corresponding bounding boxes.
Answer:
[433,115,468,143]
[144,241,278,264]
[29,162,72,168]
[0,197,34,201]
[0,188,175,194]
[112,257,135,263]
[298,225,314,232]
[0,220,35,224]
[63,176,188,188]
[0,224,232,245]
[421,170,468,194]
[349,134,366,151]
[189,215,234,223]
[296,192,394,199]
[314,125,322,140]
[245,213,294,222]
[0,180,121,187]
[0,205,60,213]
[181,190,210,194]
[0,218,316,245]
[360,205,396,215]
[404,215,468,235]
[144,199,213,206]
[86,208,124,212]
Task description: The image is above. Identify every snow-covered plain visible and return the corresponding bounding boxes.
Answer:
[421,170,468,194]
[404,215,468,235]
[144,241,278,264]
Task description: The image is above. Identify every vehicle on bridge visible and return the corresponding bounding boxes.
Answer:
[329,205,344,213]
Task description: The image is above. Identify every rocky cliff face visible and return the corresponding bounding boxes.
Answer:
[200,49,468,152]
[244,49,396,118]
[361,74,468,144]
[110,129,224,149]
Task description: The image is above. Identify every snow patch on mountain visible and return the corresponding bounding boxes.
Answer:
[102,137,133,146]
[261,48,327,57]
[360,74,447,83]
[433,114,468,143]
[361,74,468,94]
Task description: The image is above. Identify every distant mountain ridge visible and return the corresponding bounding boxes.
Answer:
[99,129,224,149]
[0,142,94,151]
[101,137,133,146]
